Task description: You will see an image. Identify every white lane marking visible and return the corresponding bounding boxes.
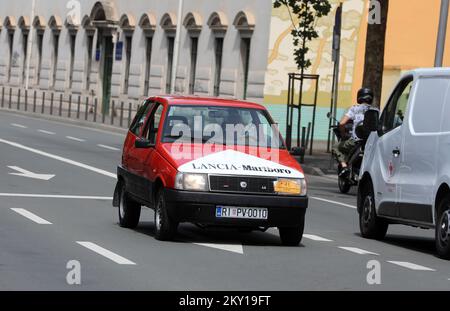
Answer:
[193,243,244,254]
[387,261,435,271]
[0,193,112,200]
[11,123,27,129]
[38,129,56,135]
[10,208,52,224]
[0,138,116,179]
[76,242,136,265]
[97,144,120,151]
[66,136,86,142]
[8,166,55,181]
[311,197,357,209]
[303,234,333,242]
[338,247,379,255]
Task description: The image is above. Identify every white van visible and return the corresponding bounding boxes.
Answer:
[358,68,450,258]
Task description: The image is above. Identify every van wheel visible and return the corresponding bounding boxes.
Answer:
[338,176,351,194]
[154,187,178,241]
[278,217,305,246]
[118,183,141,228]
[435,195,450,259]
[359,182,388,240]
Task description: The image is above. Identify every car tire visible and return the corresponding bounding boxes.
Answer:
[338,176,352,194]
[118,183,141,229]
[435,194,450,259]
[278,217,305,246]
[358,181,388,240]
[154,187,178,241]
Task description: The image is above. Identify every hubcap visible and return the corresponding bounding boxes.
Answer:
[439,209,450,246]
[362,195,373,225]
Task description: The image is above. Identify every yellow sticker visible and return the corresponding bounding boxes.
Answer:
[274,179,301,194]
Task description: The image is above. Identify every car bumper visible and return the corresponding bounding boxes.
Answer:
[164,189,308,228]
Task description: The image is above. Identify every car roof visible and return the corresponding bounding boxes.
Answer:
[149,95,267,110]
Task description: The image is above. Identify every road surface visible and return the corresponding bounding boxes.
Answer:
[0,110,448,291]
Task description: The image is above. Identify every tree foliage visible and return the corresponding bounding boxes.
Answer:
[274,0,331,72]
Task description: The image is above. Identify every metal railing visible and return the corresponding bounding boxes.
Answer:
[0,86,140,129]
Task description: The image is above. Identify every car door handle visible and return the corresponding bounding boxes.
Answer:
[392,148,401,158]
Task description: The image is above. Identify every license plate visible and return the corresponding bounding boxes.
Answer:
[216,206,268,220]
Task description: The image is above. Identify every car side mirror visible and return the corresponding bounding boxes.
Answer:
[135,138,154,149]
[363,109,379,132]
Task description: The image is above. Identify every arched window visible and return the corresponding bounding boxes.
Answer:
[48,15,62,88]
[160,13,177,93]
[233,11,255,100]
[207,12,228,96]
[139,12,156,96]
[184,12,202,94]
[119,13,135,95]
[32,16,46,85]
[4,16,17,83]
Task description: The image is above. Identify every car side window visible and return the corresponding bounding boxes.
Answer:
[144,103,165,145]
[129,100,154,136]
[379,77,413,135]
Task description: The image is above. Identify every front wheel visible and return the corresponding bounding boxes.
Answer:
[154,187,178,241]
[435,195,450,259]
[278,217,305,246]
[358,181,388,240]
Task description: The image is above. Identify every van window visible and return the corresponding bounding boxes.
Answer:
[412,77,450,134]
[443,93,450,132]
[379,76,413,135]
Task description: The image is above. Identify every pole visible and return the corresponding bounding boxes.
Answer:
[330,3,342,149]
[171,0,184,94]
[435,0,449,67]
[25,0,36,90]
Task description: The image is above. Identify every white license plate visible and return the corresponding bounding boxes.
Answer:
[216,206,268,220]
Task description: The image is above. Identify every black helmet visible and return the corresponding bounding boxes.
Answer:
[357,87,374,104]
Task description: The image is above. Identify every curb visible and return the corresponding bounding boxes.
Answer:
[0,107,128,135]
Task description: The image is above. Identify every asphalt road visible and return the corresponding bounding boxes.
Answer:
[0,110,449,291]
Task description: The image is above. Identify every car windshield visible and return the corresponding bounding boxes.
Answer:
[161,105,285,149]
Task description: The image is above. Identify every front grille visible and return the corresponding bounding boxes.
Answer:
[209,175,276,194]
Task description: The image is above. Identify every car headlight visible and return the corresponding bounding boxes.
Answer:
[175,173,208,191]
[274,178,307,196]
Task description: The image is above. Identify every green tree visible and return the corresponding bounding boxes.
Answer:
[362,0,389,108]
[273,0,332,74]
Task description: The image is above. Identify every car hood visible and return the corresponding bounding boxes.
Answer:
[160,143,304,179]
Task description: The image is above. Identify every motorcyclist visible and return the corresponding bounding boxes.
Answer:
[333,87,374,177]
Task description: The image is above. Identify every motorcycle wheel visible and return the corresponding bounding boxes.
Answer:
[338,176,352,194]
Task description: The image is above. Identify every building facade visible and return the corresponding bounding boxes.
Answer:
[0,0,448,146]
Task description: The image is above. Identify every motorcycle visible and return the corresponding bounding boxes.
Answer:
[327,112,369,194]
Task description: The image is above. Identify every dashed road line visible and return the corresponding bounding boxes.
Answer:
[76,242,136,265]
[38,129,56,135]
[66,136,86,142]
[10,208,52,224]
[0,138,116,179]
[338,247,379,255]
[311,197,357,209]
[0,193,113,200]
[387,261,435,271]
[303,234,333,242]
[193,242,244,254]
[11,123,27,129]
[97,144,121,151]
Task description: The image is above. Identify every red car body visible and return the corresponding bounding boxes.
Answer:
[113,96,308,245]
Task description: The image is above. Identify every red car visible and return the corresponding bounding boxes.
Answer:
[113,96,308,246]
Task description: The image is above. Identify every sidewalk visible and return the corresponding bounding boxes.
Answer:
[295,151,338,177]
